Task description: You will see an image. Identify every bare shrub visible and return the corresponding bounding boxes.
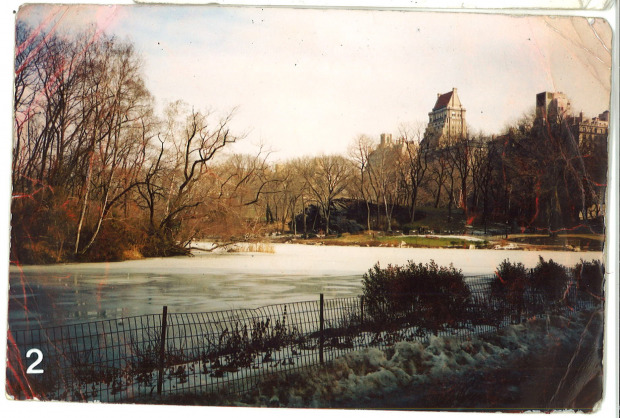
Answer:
[362,260,471,335]
[574,259,604,299]
[530,256,570,303]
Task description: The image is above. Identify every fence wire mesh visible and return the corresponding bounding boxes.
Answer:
[7,272,601,403]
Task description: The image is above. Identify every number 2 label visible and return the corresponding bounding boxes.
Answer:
[26,348,44,374]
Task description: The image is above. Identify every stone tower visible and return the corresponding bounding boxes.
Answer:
[422,88,467,149]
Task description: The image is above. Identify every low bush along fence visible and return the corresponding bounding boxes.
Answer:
[7,257,604,403]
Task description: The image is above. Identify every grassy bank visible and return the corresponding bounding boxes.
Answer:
[283,233,488,249]
[507,234,604,252]
[275,232,604,252]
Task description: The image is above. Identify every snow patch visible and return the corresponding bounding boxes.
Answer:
[244,310,601,409]
[494,242,521,250]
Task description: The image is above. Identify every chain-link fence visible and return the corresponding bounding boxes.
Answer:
[6,272,602,403]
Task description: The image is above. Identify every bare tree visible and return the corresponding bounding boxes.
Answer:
[302,154,352,235]
[348,134,375,231]
[446,136,472,223]
[12,25,155,261]
[75,39,153,254]
[366,142,400,232]
[137,102,242,255]
[469,138,497,232]
[427,148,449,209]
[398,122,429,223]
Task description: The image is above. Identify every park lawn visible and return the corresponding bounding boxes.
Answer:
[508,233,605,241]
[507,234,604,251]
[376,235,475,248]
[300,233,480,248]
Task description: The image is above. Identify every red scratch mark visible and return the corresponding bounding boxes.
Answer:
[60,198,77,221]
[6,330,36,399]
[548,223,590,234]
[51,274,71,280]
[15,6,122,129]
[530,196,540,226]
[561,282,575,311]
[10,259,29,317]
[15,6,67,76]
[11,176,54,201]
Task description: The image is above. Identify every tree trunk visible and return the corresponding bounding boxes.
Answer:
[447,180,454,221]
[383,194,392,232]
[81,185,111,254]
[324,203,331,235]
[302,195,307,237]
[74,149,94,255]
[365,199,371,231]
[434,184,442,208]
[410,189,418,223]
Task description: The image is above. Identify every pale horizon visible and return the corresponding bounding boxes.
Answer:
[15,5,612,161]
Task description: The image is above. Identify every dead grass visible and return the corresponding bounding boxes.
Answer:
[294,234,476,249]
[121,246,144,260]
[228,242,275,254]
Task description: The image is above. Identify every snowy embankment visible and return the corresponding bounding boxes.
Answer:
[241,309,603,411]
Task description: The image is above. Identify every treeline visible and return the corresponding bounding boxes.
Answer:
[11,24,606,263]
[12,24,265,263]
[305,114,606,237]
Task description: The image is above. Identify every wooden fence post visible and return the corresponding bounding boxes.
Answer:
[157,305,168,396]
[319,294,324,365]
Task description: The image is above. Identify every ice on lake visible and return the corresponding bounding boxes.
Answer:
[9,243,603,328]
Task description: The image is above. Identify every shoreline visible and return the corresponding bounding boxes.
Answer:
[260,232,604,253]
[8,233,605,268]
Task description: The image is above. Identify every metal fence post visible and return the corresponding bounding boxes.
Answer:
[360,295,365,327]
[319,294,324,365]
[157,305,168,396]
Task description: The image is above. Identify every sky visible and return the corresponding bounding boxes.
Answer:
[13,5,613,161]
[1,3,619,418]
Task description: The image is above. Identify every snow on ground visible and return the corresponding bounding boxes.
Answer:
[240,309,604,411]
[494,242,522,250]
[421,234,485,242]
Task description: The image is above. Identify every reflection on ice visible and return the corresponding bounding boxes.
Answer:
[9,243,602,329]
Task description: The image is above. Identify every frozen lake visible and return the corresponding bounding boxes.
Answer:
[9,243,603,329]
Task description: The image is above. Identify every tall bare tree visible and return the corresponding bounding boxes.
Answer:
[348,134,375,231]
[398,122,429,223]
[302,154,352,235]
[137,102,241,254]
[366,142,400,232]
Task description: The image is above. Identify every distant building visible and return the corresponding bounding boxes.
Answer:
[567,110,609,149]
[378,133,406,150]
[422,88,467,149]
[367,132,406,167]
[379,132,392,146]
[535,91,608,147]
[535,91,572,125]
